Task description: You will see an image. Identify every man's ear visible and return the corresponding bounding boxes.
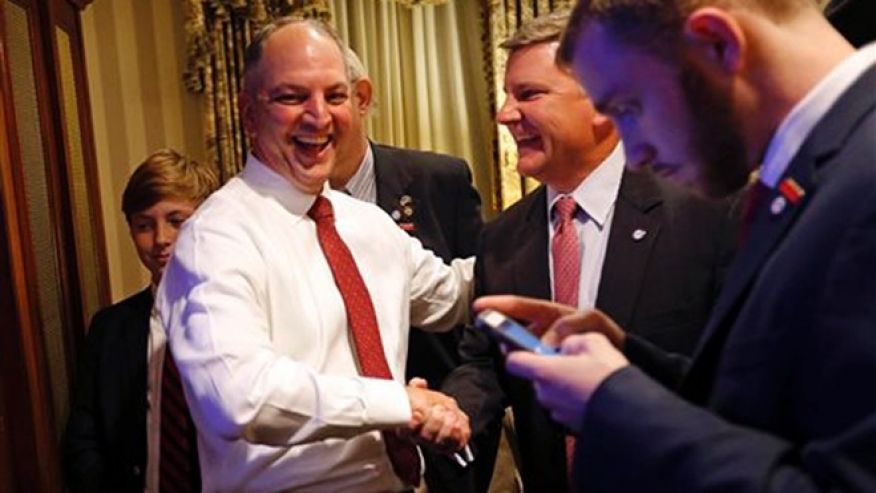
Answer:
[352,77,373,115]
[592,112,615,142]
[683,7,745,73]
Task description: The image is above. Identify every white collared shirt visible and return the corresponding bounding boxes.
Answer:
[344,143,377,204]
[546,143,625,310]
[155,154,473,492]
[760,42,876,188]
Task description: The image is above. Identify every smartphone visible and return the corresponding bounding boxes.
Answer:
[475,309,559,355]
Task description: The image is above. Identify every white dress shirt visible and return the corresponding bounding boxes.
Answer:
[760,42,876,188]
[546,143,625,309]
[344,143,377,203]
[155,154,473,493]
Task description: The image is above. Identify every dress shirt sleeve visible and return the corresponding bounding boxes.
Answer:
[406,233,474,331]
[156,212,412,447]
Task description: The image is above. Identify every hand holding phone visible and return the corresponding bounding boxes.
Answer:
[475,309,559,355]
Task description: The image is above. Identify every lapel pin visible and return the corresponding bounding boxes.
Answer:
[391,210,402,221]
[770,196,787,216]
[632,229,647,241]
[399,195,413,206]
[778,178,805,205]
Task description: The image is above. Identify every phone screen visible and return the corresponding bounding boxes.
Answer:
[476,309,559,355]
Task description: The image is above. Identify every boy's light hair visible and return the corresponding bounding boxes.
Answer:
[122,148,219,222]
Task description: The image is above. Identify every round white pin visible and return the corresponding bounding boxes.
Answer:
[632,229,647,241]
[770,196,786,215]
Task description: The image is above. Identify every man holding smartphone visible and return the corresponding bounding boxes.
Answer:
[440,10,738,492]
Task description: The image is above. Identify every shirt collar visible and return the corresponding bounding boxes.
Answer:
[344,144,375,201]
[547,142,625,228]
[241,152,330,216]
[760,42,876,188]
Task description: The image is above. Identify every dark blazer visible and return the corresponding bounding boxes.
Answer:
[574,65,876,493]
[372,142,484,386]
[63,288,152,493]
[442,167,737,492]
[372,143,484,493]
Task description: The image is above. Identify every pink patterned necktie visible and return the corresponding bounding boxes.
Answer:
[308,196,421,487]
[552,195,581,307]
[550,195,580,491]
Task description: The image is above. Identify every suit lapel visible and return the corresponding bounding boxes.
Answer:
[596,170,662,327]
[687,63,876,377]
[125,288,153,374]
[373,143,413,215]
[514,187,552,300]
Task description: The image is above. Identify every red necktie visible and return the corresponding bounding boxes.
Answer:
[739,180,771,246]
[308,195,421,487]
[159,348,201,492]
[550,195,580,490]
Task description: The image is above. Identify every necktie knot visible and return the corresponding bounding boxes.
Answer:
[553,196,578,225]
[308,195,334,223]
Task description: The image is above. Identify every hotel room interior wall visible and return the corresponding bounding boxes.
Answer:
[81,0,205,302]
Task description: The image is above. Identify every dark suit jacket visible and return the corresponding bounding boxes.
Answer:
[574,65,876,493]
[63,288,152,492]
[442,167,737,492]
[372,143,484,493]
[372,143,484,386]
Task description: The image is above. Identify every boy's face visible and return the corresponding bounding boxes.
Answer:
[128,198,197,286]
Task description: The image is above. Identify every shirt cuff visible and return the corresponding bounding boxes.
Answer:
[363,378,412,426]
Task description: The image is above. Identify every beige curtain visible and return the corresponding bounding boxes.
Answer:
[484,0,573,209]
[330,0,498,214]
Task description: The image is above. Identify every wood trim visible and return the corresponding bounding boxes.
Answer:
[0,2,60,490]
[66,0,92,11]
[51,0,110,322]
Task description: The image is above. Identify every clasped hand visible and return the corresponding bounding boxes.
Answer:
[401,378,471,456]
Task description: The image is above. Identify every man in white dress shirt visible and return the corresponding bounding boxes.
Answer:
[156,18,473,492]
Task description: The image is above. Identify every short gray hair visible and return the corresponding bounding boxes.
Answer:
[344,46,368,82]
[242,17,351,90]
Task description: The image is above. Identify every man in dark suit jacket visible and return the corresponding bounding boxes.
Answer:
[330,48,484,492]
[440,12,736,492]
[63,149,218,492]
[492,2,876,492]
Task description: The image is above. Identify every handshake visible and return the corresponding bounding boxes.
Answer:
[399,377,473,465]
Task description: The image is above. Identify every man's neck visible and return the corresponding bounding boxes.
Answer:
[331,137,369,189]
[741,9,856,166]
[550,133,620,194]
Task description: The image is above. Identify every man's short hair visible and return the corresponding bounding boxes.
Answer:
[501,10,571,59]
[122,148,219,222]
[344,46,368,82]
[558,0,816,65]
[242,17,350,91]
